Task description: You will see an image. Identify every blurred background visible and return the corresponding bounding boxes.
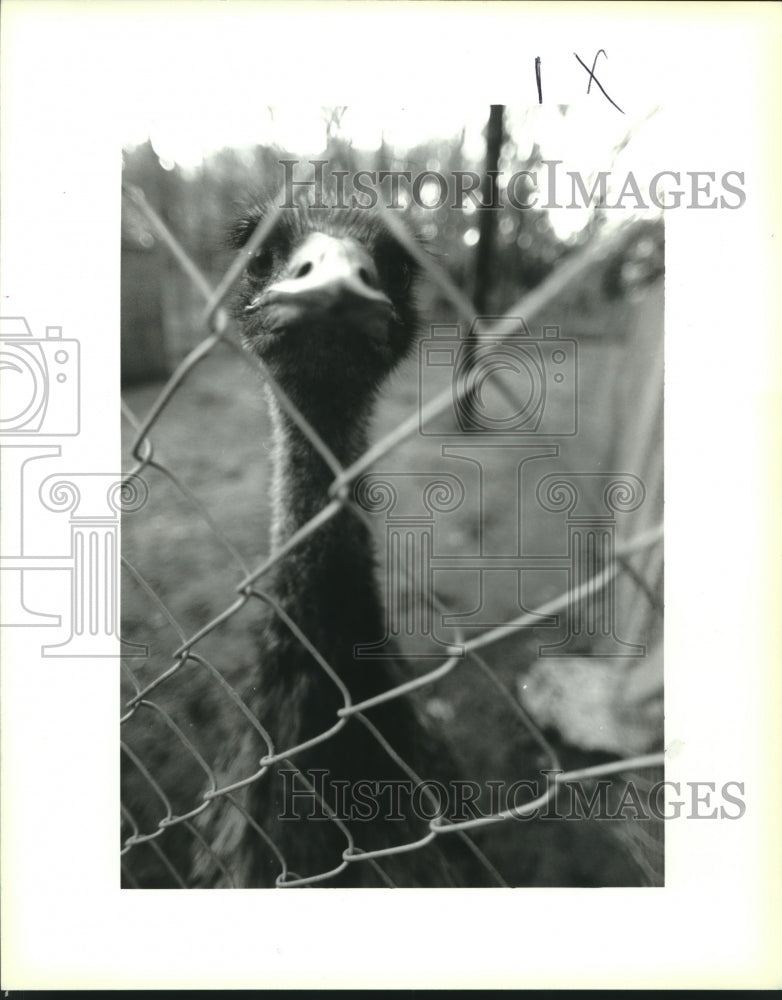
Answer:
[120,104,664,889]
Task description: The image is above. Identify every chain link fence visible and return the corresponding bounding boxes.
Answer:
[120,178,664,889]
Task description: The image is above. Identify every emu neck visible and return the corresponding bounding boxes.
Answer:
[264,388,385,653]
[262,387,391,703]
[267,390,371,550]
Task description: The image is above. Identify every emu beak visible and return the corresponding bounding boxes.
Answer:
[262,233,392,315]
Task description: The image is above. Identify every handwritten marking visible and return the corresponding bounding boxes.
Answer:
[574,50,625,114]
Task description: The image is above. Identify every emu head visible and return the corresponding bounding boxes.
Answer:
[231,203,420,408]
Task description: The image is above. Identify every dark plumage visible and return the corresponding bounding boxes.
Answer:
[192,202,498,887]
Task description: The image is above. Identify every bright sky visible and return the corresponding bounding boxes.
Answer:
[124,102,666,239]
[95,3,676,240]
[127,103,658,168]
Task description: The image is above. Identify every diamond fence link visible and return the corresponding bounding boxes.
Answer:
[120,181,664,888]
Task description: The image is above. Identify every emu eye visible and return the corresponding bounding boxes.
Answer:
[358,267,377,289]
[389,262,411,294]
[247,247,275,280]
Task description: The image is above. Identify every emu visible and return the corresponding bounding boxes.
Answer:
[192,203,499,888]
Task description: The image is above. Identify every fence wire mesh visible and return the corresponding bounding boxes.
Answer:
[120,178,664,889]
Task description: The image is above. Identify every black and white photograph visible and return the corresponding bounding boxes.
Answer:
[119,108,666,891]
[1,0,780,990]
